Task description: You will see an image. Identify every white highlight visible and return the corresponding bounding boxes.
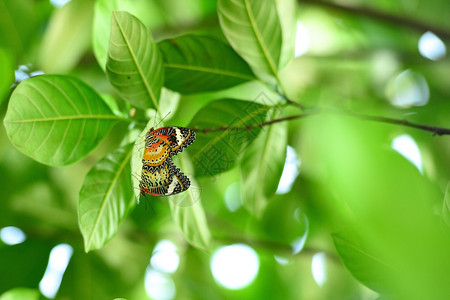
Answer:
[50,0,71,7]
[39,244,73,298]
[291,209,309,254]
[224,182,242,212]
[418,31,446,61]
[311,252,327,287]
[388,70,429,108]
[276,146,301,194]
[0,226,26,245]
[274,255,290,265]
[295,21,310,57]
[392,134,423,173]
[210,244,259,289]
[145,269,176,300]
[151,240,180,274]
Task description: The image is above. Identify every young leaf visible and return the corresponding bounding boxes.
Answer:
[3,75,120,166]
[106,11,163,110]
[218,0,282,77]
[188,99,269,177]
[158,34,255,94]
[169,156,211,251]
[240,109,287,216]
[79,144,134,252]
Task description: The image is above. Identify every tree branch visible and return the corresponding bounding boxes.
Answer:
[297,0,450,40]
[194,109,450,136]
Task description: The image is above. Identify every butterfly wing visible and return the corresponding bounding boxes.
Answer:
[142,128,172,166]
[167,127,196,156]
[140,126,195,197]
[139,159,191,196]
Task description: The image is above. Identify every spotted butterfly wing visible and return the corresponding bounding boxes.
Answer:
[140,126,195,197]
[139,159,191,196]
[143,127,195,165]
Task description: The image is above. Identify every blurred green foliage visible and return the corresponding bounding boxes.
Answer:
[1,0,450,299]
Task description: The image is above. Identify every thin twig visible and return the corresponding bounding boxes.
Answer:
[194,110,450,136]
[297,0,450,40]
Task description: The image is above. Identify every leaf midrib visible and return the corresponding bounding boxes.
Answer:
[243,0,279,77]
[164,63,255,81]
[85,147,133,250]
[113,12,160,111]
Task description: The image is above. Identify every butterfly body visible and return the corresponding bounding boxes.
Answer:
[139,126,195,197]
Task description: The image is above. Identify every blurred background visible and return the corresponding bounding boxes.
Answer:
[1,0,449,299]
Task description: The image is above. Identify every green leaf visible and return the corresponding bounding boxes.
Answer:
[0,288,39,300]
[78,143,135,252]
[38,0,93,73]
[241,109,287,216]
[442,182,450,228]
[218,0,282,77]
[106,11,163,110]
[158,34,255,94]
[169,156,211,251]
[188,99,269,177]
[92,0,119,71]
[332,229,396,295]
[276,0,297,68]
[93,0,164,71]
[0,48,14,105]
[3,75,120,166]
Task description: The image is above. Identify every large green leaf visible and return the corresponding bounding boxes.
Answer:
[106,11,163,110]
[301,114,450,299]
[79,143,134,252]
[218,0,282,77]
[158,34,255,94]
[188,99,269,177]
[332,229,396,295]
[93,0,164,71]
[3,75,120,166]
[240,109,287,216]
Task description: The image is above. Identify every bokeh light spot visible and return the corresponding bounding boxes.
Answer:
[39,244,73,299]
[295,21,310,57]
[392,134,423,173]
[0,226,26,245]
[418,31,446,61]
[311,252,327,287]
[276,146,301,194]
[145,269,176,300]
[151,240,180,274]
[387,70,429,108]
[224,182,242,212]
[210,244,259,289]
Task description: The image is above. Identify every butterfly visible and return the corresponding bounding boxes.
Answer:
[139,126,196,197]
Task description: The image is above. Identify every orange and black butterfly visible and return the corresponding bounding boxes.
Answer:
[139,126,195,197]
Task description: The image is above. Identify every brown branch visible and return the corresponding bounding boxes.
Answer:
[297,0,450,40]
[193,110,450,136]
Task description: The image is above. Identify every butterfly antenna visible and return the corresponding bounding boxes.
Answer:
[153,111,172,129]
[143,194,157,216]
